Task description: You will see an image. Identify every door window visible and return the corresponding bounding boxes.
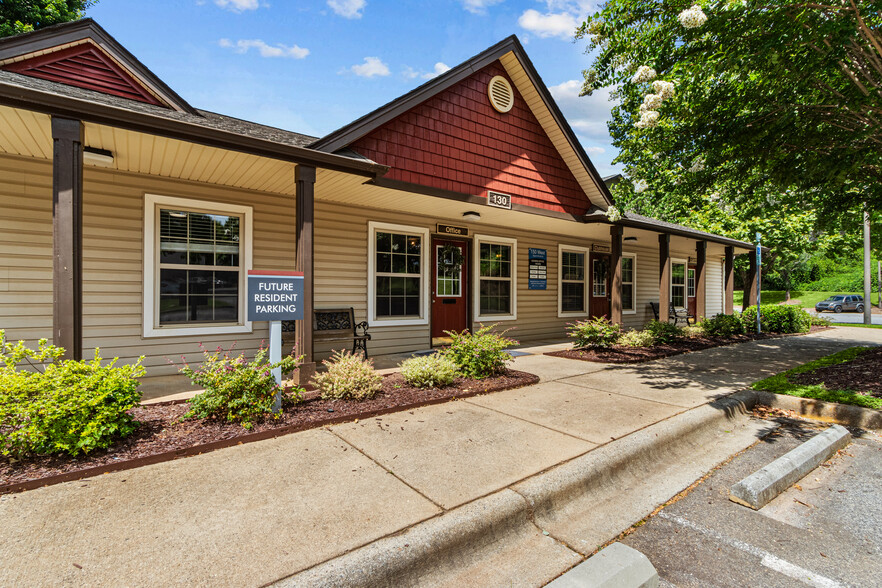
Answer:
[592,258,608,297]
[436,245,462,297]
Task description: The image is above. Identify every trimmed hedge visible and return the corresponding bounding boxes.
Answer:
[741,305,811,334]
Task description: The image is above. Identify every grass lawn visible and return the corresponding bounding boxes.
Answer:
[752,347,882,410]
[835,323,882,329]
[734,290,882,309]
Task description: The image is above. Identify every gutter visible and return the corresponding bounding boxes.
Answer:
[583,212,757,251]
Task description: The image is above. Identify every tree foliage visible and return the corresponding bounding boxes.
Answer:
[0,0,94,38]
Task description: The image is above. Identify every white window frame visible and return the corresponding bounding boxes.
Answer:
[670,258,688,308]
[687,267,696,298]
[474,234,517,322]
[367,221,430,327]
[558,244,589,318]
[622,253,637,315]
[143,193,253,338]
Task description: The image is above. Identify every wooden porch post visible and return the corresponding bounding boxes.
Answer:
[724,246,734,314]
[610,225,623,325]
[695,240,707,319]
[51,117,84,360]
[743,253,758,310]
[296,165,316,384]
[658,233,671,321]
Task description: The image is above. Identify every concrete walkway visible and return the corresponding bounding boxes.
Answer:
[2,327,880,587]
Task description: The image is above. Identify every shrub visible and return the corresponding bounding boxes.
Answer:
[441,324,517,378]
[741,305,811,334]
[644,320,683,344]
[811,315,834,327]
[699,313,745,337]
[182,346,303,428]
[681,325,704,338]
[399,353,458,388]
[568,317,621,348]
[617,329,656,347]
[312,350,383,400]
[0,332,145,457]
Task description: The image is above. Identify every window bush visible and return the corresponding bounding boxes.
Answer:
[0,332,145,458]
[617,329,656,347]
[568,317,621,348]
[699,313,745,337]
[441,324,517,378]
[312,349,383,400]
[741,305,811,334]
[399,353,458,388]
[644,320,683,343]
[182,346,303,428]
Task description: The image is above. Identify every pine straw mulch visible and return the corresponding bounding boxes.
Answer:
[0,369,538,493]
[790,346,882,398]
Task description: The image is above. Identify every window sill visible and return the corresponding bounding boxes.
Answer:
[143,323,253,338]
[558,310,589,319]
[475,313,517,322]
[371,317,428,328]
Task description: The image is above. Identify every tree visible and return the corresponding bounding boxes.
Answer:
[578,1,882,216]
[1,1,95,38]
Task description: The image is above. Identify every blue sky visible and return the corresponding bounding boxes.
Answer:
[87,0,621,176]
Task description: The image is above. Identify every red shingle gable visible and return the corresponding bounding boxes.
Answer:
[350,62,591,215]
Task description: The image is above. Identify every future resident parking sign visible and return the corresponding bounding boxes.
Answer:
[247,270,304,322]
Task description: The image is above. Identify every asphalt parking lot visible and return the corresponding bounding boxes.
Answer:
[619,414,882,587]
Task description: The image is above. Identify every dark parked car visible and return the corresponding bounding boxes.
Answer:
[815,295,864,313]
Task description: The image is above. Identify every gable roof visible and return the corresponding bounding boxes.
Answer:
[0,18,197,115]
[311,35,614,208]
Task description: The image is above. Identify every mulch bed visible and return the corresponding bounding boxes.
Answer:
[0,369,538,494]
[790,346,882,398]
[546,326,830,364]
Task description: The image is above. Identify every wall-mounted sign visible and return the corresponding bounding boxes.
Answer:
[591,244,611,253]
[528,248,547,290]
[247,271,304,322]
[487,191,512,210]
[436,224,469,237]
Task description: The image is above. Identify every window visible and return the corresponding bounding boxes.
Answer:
[622,254,636,313]
[592,257,608,297]
[436,245,461,297]
[671,261,687,307]
[687,268,696,298]
[368,222,430,326]
[143,194,253,338]
[474,234,517,321]
[558,245,588,316]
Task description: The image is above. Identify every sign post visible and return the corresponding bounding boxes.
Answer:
[247,270,304,412]
[756,232,762,334]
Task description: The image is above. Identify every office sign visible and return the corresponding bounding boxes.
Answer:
[487,191,512,210]
[437,224,468,237]
[592,244,611,253]
[247,271,304,322]
[528,248,547,290]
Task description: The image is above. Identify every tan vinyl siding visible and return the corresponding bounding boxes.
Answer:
[623,245,661,329]
[706,258,724,317]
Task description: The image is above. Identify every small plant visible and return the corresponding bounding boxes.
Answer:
[644,320,683,343]
[0,331,145,457]
[181,346,303,428]
[681,325,703,338]
[811,315,834,327]
[617,329,656,347]
[441,324,517,378]
[399,353,458,388]
[312,349,383,400]
[568,317,621,348]
[699,313,744,337]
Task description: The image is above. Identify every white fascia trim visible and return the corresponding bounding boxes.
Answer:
[473,233,517,322]
[623,252,637,314]
[142,193,253,338]
[367,221,431,327]
[558,243,590,318]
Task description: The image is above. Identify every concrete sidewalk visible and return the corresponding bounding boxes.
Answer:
[2,327,880,587]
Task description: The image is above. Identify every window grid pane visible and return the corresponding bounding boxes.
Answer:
[622,257,635,311]
[436,245,461,297]
[479,241,512,315]
[375,231,422,318]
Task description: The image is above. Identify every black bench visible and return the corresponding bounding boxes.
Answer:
[281,307,371,357]
[649,301,695,326]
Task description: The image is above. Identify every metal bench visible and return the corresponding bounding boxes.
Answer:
[649,301,695,326]
[281,307,371,357]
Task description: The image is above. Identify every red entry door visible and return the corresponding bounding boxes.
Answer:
[590,253,610,319]
[431,238,468,342]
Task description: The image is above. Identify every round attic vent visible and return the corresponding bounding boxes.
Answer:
[488,75,514,113]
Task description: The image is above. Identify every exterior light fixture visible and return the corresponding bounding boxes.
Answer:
[83,146,114,167]
[462,211,481,221]
[624,236,637,241]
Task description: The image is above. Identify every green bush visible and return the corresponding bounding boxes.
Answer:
[568,317,621,348]
[644,320,683,343]
[699,313,745,337]
[0,332,145,457]
[182,346,303,428]
[312,350,383,400]
[399,353,458,388]
[441,324,517,378]
[617,329,656,347]
[741,305,811,334]
[811,315,834,327]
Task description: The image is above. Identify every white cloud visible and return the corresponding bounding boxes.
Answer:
[518,9,578,39]
[327,0,366,19]
[214,0,259,12]
[219,39,310,59]
[424,62,451,79]
[461,0,504,15]
[350,56,390,78]
[549,79,619,171]
[584,146,605,155]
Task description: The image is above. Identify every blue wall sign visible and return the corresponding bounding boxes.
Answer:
[247,271,304,322]
[528,248,547,290]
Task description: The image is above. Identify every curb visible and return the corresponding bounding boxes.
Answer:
[729,424,851,510]
[546,543,658,588]
[753,390,882,429]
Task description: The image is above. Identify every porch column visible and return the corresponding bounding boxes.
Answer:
[724,246,735,314]
[610,225,623,325]
[658,233,671,321]
[695,240,706,319]
[742,253,758,310]
[295,165,316,384]
[51,117,84,360]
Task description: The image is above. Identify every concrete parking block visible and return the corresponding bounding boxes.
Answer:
[465,381,684,444]
[546,542,659,588]
[330,402,594,509]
